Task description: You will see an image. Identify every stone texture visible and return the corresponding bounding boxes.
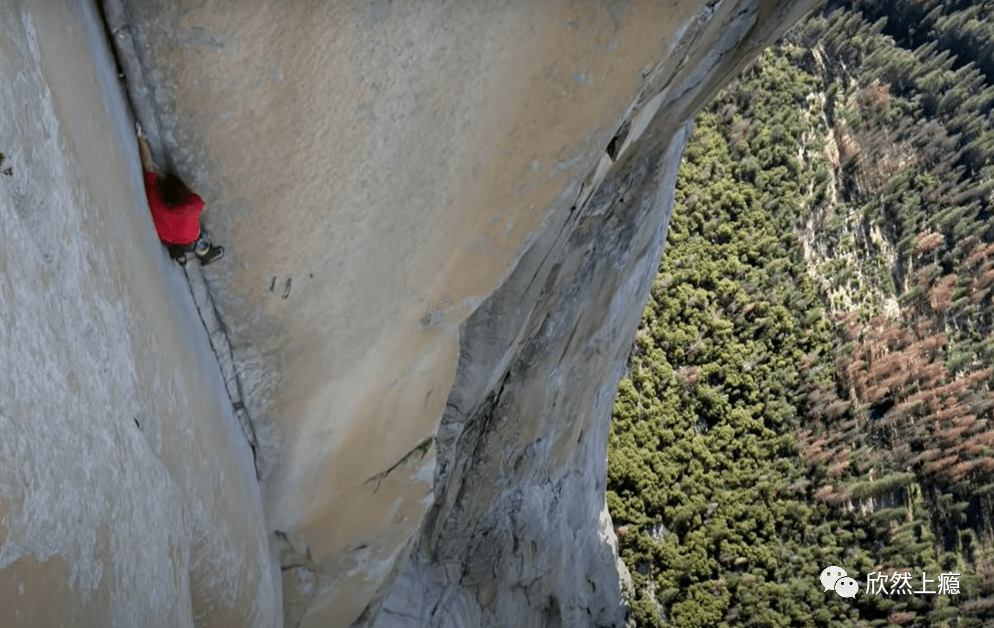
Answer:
[370,1,821,626]
[1,0,818,626]
[0,1,278,626]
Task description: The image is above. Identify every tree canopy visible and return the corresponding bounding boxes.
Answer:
[608,2,994,625]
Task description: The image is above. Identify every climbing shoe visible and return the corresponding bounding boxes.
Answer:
[198,245,224,266]
[167,248,188,265]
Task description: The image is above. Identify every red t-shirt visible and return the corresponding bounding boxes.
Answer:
[143,172,205,245]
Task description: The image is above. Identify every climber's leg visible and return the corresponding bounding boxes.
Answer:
[192,228,211,257]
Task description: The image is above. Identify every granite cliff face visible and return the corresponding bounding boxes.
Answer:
[1,0,814,626]
[0,2,277,626]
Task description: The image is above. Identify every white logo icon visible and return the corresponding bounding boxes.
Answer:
[820,566,847,591]
[835,576,859,598]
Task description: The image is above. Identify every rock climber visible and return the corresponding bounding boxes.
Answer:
[138,129,224,265]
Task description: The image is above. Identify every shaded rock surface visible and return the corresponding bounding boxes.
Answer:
[1,0,815,626]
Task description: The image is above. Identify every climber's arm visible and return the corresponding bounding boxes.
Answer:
[138,136,155,174]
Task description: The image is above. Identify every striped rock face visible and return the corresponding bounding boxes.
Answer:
[1,0,816,626]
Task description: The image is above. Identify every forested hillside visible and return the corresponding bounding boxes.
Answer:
[606,1,994,626]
